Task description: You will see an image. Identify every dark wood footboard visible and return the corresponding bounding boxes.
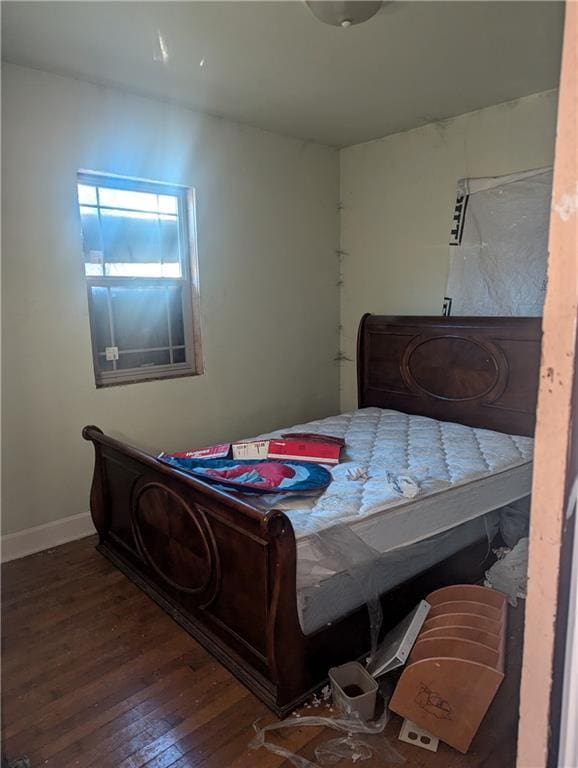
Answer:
[82,425,308,715]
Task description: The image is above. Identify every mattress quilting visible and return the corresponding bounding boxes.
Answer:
[258,407,533,542]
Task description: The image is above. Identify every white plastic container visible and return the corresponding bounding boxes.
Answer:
[328,661,378,721]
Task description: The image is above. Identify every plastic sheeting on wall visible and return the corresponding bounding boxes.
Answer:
[445,167,552,316]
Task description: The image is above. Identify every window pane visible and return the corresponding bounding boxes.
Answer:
[98,358,115,372]
[77,180,183,278]
[98,187,160,213]
[95,187,179,216]
[89,285,187,373]
[98,212,181,278]
[101,210,161,270]
[89,286,112,358]
[158,194,178,214]
[78,184,97,205]
[160,263,181,278]
[173,347,186,364]
[80,206,103,276]
[117,349,172,370]
[160,218,180,270]
[168,286,185,347]
[110,286,170,351]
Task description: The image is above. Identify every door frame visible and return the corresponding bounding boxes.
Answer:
[516,3,578,766]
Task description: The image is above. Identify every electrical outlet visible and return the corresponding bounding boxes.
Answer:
[398,719,439,752]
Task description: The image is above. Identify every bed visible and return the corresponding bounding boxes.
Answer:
[83,314,541,715]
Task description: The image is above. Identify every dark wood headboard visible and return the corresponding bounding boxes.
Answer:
[357,315,542,436]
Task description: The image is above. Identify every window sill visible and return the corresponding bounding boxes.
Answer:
[95,364,203,388]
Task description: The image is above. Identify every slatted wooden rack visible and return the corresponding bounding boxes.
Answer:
[389,584,508,754]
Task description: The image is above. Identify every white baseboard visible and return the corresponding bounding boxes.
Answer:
[1,512,96,563]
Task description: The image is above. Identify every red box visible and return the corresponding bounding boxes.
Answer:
[268,438,341,464]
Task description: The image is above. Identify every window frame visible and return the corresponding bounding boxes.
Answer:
[77,170,203,387]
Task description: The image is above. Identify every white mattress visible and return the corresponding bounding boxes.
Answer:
[255,408,533,633]
[299,512,501,634]
[259,407,533,546]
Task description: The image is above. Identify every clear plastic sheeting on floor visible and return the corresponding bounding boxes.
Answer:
[250,708,405,767]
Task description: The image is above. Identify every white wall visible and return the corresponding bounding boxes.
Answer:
[339,90,559,410]
[1,63,340,536]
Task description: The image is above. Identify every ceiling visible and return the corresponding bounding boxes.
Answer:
[2,1,564,147]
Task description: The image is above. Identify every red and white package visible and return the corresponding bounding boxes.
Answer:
[231,440,270,460]
[161,443,231,460]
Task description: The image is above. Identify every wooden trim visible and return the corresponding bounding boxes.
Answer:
[77,169,190,196]
[356,312,371,408]
[186,187,205,376]
[95,363,198,388]
[517,3,578,766]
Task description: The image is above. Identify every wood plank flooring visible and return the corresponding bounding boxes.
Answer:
[2,536,523,767]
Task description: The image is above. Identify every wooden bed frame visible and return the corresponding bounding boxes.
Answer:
[83,315,541,716]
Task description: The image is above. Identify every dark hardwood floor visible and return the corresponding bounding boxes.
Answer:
[1,536,523,767]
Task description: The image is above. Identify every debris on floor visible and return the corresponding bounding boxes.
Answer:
[3,758,31,768]
[250,692,405,766]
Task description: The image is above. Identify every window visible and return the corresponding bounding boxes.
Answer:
[77,172,203,386]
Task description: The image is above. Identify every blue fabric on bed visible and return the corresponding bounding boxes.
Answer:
[158,456,332,495]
